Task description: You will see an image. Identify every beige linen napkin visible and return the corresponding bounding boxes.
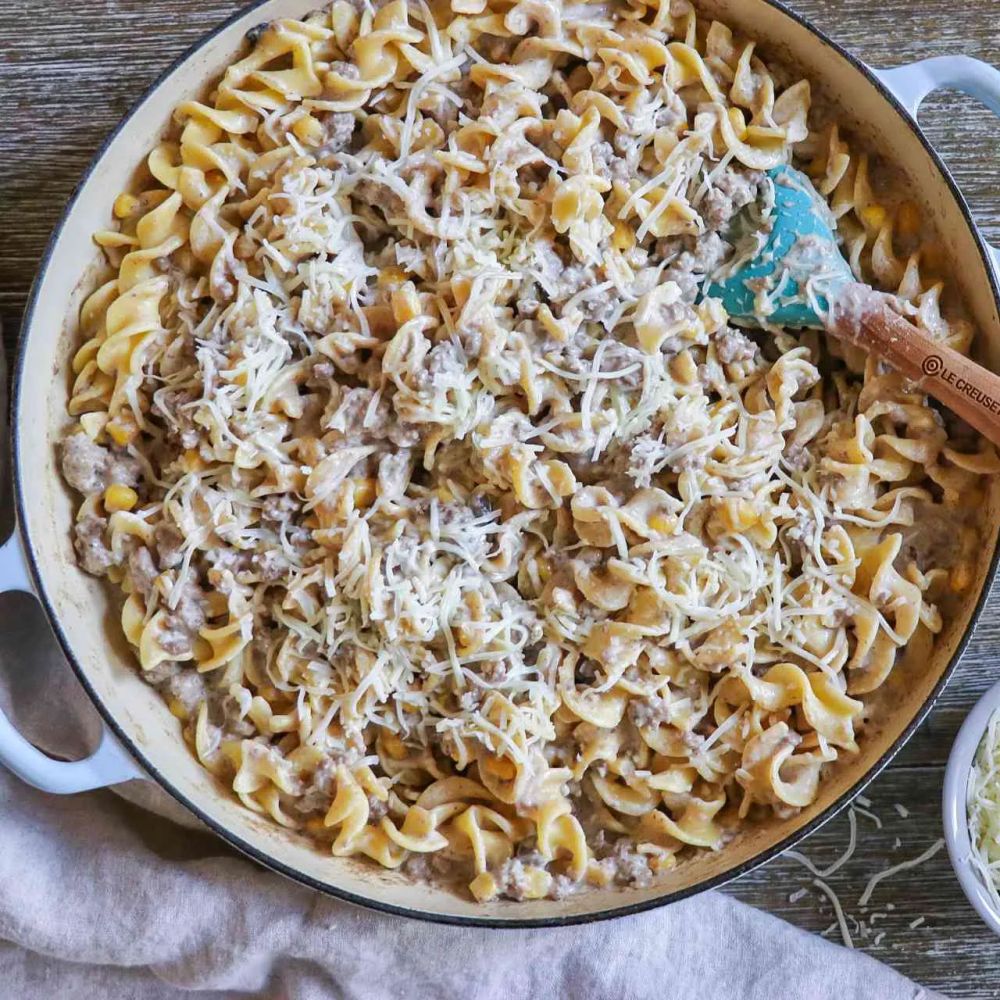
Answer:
[0,581,942,1000]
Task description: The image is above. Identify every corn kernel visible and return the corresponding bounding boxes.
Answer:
[113,193,139,219]
[469,872,499,902]
[860,203,887,230]
[167,697,189,721]
[104,484,138,512]
[518,867,553,900]
[586,859,613,887]
[106,420,137,446]
[611,219,635,251]
[292,114,324,145]
[897,200,921,239]
[482,755,517,781]
[649,513,674,535]
[648,852,677,875]
[669,350,698,385]
[391,282,422,324]
[377,266,407,287]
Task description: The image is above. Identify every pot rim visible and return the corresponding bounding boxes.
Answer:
[11,0,1000,928]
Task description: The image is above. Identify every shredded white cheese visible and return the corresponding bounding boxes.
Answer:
[813,877,854,949]
[858,840,945,908]
[967,706,1000,911]
[786,808,858,878]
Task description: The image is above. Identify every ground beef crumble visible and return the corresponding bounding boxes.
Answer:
[61,434,141,496]
[73,515,116,576]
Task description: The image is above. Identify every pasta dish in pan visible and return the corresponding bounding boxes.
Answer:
[59,0,997,901]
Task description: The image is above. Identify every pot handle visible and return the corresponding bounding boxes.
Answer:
[873,56,1000,275]
[0,529,143,792]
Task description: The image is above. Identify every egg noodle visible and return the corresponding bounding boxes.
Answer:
[60,0,997,902]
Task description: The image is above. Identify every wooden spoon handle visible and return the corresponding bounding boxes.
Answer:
[832,290,1000,448]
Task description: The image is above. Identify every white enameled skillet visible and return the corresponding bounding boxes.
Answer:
[4,0,1000,925]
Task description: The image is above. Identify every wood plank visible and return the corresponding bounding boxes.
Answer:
[728,765,996,1000]
[2,0,999,994]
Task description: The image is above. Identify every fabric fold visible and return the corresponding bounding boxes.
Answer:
[0,769,935,1000]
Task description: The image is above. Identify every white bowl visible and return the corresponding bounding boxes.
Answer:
[943,679,1000,936]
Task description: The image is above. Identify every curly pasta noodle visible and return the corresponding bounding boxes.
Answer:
[60,0,998,902]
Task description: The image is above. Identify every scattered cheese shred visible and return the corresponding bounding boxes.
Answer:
[853,805,882,830]
[813,877,854,949]
[782,796,943,952]
[786,807,857,878]
[858,840,945,907]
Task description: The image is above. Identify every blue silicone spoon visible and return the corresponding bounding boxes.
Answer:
[702,163,854,329]
[700,164,1000,448]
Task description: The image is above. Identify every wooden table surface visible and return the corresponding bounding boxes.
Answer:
[3,0,1000,995]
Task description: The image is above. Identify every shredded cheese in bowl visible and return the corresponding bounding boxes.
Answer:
[968,707,1000,910]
